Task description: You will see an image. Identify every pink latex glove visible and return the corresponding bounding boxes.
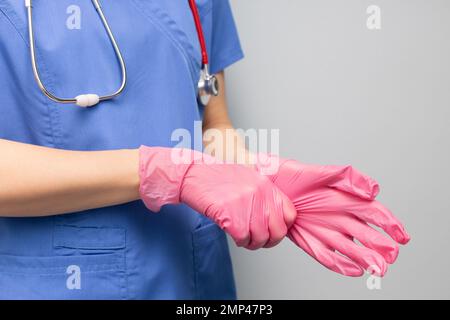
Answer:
[139,147,297,250]
[257,155,410,277]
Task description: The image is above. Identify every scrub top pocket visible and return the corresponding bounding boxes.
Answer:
[0,253,126,300]
[192,222,236,300]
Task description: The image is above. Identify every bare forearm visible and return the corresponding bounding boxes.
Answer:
[202,72,250,163]
[0,139,140,217]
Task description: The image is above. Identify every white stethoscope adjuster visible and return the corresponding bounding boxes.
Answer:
[75,94,100,108]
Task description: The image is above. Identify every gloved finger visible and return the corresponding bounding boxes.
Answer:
[302,213,399,264]
[246,217,270,250]
[288,224,364,277]
[216,209,251,248]
[283,162,379,200]
[321,165,379,201]
[297,188,410,245]
[349,199,410,245]
[246,194,272,250]
[281,191,296,228]
[234,236,251,248]
[264,188,295,249]
[300,220,388,277]
[264,196,289,248]
[264,192,296,248]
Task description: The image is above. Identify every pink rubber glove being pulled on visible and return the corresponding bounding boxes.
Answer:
[139,146,297,250]
[257,155,410,277]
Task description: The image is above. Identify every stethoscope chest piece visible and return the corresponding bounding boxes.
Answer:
[198,65,219,106]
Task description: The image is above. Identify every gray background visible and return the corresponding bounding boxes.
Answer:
[225,0,450,299]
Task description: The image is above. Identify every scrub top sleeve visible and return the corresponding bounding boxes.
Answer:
[209,0,244,75]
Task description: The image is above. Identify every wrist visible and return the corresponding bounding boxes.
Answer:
[121,149,141,200]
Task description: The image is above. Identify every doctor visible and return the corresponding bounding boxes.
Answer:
[0,0,410,300]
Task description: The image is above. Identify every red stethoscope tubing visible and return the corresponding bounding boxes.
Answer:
[188,0,209,66]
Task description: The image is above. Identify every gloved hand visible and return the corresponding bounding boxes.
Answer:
[257,155,410,277]
[139,146,297,250]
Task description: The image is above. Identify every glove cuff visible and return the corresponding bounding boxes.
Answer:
[138,146,199,212]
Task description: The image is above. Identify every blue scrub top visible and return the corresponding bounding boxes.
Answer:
[0,0,244,299]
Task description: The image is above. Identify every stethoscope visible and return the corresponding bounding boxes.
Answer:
[25,0,219,108]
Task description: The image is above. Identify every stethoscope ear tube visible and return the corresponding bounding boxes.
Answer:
[25,0,216,108]
[25,0,127,107]
[188,0,219,106]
